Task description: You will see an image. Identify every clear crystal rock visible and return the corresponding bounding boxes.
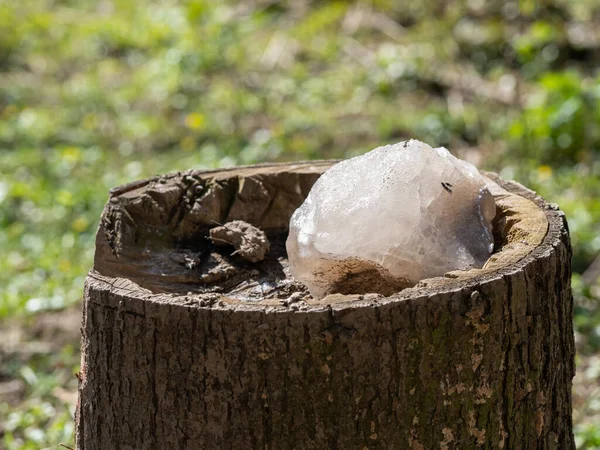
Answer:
[286,140,496,299]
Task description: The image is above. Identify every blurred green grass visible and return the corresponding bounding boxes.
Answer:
[1,0,600,448]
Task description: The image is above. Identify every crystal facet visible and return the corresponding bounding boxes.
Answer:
[286,140,496,299]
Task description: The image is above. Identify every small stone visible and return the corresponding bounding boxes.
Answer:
[198,253,238,284]
[209,220,270,262]
[286,140,496,299]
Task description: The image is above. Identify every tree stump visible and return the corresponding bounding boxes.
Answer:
[76,161,575,449]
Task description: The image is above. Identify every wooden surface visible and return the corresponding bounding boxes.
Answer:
[92,162,549,304]
[77,161,575,449]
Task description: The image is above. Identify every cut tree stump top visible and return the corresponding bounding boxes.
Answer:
[92,161,554,309]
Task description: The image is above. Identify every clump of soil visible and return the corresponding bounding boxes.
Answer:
[209,220,270,263]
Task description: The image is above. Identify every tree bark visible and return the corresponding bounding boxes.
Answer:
[76,162,575,449]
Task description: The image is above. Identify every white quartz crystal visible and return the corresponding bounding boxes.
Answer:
[286,139,496,299]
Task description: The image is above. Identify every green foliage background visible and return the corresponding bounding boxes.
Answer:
[1,0,600,448]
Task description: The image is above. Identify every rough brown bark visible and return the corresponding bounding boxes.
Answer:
[76,162,575,449]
